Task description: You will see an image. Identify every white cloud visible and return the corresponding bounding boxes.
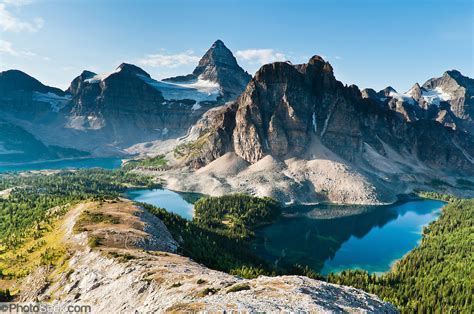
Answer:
[138,50,200,68]
[0,39,15,55]
[0,39,36,57]
[3,0,34,6]
[0,3,44,32]
[236,49,286,65]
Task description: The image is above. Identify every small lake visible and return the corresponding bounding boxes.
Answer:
[0,157,123,172]
[252,199,445,275]
[123,189,444,275]
[126,189,195,220]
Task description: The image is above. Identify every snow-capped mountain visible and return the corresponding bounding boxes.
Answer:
[361,70,474,132]
[163,40,251,101]
[0,40,250,158]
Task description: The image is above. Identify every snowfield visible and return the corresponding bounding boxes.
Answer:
[32,92,72,112]
[84,67,122,83]
[138,74,221,104]
[421,87,452,106]
[388,91,416,105]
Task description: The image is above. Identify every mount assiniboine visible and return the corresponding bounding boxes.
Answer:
[1,40,473,204]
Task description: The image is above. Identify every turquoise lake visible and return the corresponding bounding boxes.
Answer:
[124,188,444,275]
[252,199,445,275]
[0,157,123,172]
[126,189,195,220]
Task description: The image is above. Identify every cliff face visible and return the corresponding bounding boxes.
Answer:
[66,63,207,144]
[169,56,474,204]
[0,70,70,117]
[185,56,474,174]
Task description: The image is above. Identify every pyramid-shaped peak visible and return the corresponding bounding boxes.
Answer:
[192,40,244,77]
[211,39,226,48]
[164,40,251,102]
[80,70,97,78]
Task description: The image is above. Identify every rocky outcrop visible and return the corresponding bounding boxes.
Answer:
[164,40,251,101]
[423,70,473,121]
[186,56,474,173]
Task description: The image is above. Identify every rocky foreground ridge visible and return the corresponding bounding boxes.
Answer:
[16,199,397,313]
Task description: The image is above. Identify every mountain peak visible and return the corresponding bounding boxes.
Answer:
[308,55,327,65]
[211,39,226,48]
[164,40,251,101]
[116,63,150,78]
[380,86,397,96]
[444,69,462,78]
[80,70,97,79]
[193,40,239,76]
[0,69,65,95]
[406,82,422,100]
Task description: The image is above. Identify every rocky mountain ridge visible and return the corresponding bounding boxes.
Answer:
[362,70,474,133]
[1,43,473,204]
[0,40,250,159]
[163,56,474,204]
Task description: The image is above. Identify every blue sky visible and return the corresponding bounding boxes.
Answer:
[0,0,472,91]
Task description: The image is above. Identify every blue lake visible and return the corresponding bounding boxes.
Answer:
[0,157,123,172]
[122,188,445,275]
[252,199,445,275]
[126,189,195,220]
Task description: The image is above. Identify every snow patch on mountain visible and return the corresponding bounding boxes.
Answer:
[32,92,72,112]
[421,87,452,106]
[138,74,220,103]
[388,91,415,105]
[84,68,122,83]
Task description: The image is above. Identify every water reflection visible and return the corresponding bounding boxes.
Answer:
[252,200,444,274]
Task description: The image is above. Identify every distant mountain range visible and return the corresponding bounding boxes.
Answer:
[1,40,473,203]
[0,40,250,161]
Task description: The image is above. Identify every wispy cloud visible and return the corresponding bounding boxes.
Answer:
[0,2,44,32]
[138,50,200,68]
[0,39,36,57]
[236,49,286,65]
[3,0,34,6]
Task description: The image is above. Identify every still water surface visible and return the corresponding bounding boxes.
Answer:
[252,200,444,275]
[0,157,123,172]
